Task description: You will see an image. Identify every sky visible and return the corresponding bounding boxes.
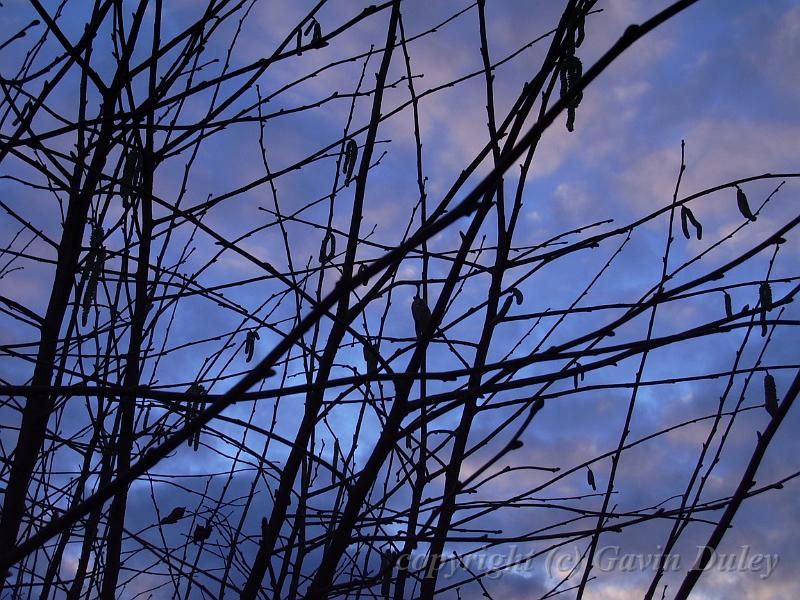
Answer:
[0,0,799,598]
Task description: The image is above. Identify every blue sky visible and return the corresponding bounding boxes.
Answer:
[0,1,799,598]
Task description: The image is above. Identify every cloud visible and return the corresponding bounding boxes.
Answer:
[618,118,800,216]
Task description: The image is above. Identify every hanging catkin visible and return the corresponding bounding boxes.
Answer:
[560,53,583,132]
[764,373,778,417]
[121,148,142,208]
[82,224,105,326]
[735,185,756,221]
